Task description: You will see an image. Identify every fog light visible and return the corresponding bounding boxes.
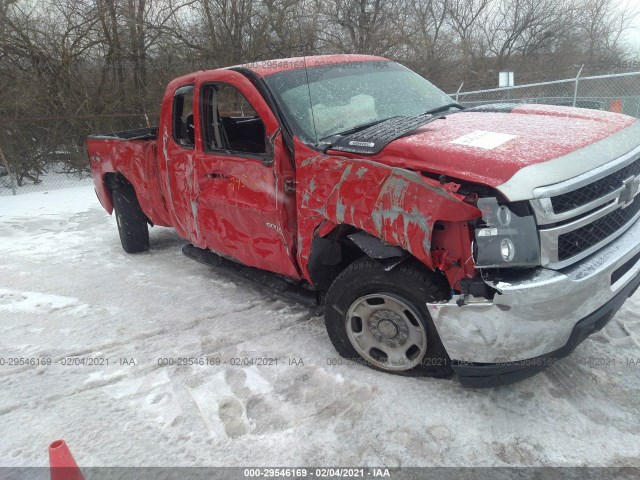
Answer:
[500,238,515,262]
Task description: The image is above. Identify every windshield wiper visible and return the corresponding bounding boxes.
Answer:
[318,117,398,146]
[318,103,462,146]
[321,112,447,155]
[316,104,461,152]
[424,102,464,116]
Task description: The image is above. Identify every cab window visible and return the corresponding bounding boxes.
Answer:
[173,85,195,148]
[201,83,265,155]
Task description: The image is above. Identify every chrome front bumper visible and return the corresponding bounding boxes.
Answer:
[426,216,640,364]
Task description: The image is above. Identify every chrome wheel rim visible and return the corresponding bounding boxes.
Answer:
[345,293,427,371]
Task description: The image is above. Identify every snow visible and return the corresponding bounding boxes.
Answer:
[1,185,639,467]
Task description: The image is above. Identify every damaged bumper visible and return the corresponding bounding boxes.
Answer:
[426,216,640,387]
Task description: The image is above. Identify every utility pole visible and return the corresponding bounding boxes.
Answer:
[573,64,584,108]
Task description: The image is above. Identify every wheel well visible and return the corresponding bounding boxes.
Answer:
[103,172,133,194]
[307,225,450,292]
[307,225,363,291]
[103,172,151,225]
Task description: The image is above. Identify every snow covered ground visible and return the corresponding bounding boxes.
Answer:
[0,166,92,197]
[0,185,639,467]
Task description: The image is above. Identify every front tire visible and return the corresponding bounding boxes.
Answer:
[112,184,149,253]
[324,257,452,377]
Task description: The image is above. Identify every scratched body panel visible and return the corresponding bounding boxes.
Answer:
[88,137,172,227]
[194,152,299,278]
[88,58,639,291]
[88,70,300,279]
[189,69,301,279]
[294,140,481,283]
[159,74,200,240]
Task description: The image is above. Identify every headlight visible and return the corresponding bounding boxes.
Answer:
[473,198,540,268]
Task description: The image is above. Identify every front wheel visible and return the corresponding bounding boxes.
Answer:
[324,257,452,377]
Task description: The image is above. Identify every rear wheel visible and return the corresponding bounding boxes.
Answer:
[112,184,149,253]
[324,257,452,377]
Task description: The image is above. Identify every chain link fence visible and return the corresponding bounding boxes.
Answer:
[0,157,94,197]
[450,71,640,118]
[0,112,158,196]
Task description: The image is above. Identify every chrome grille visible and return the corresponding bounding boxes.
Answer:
[557,195,640,260]
[531,147,640,269]
[551,157,640,213]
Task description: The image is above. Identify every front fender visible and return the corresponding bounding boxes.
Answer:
[295,142,481,282]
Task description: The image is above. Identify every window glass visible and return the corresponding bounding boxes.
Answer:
[173,85,195,148]
[202,84,266,155]
[265,61,453,142]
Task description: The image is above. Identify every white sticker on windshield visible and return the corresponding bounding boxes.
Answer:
[451,130,517,149]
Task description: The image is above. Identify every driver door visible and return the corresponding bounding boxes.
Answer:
[192,71,300,279]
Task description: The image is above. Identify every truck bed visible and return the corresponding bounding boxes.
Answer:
[87,126,172,227]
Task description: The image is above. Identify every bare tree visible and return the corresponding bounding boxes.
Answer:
[402,0,457,83]
[577,0,639,63]
[446,0,490,63]
[317,0,411,55]
[0,0,638,189]
[481,0,574,70]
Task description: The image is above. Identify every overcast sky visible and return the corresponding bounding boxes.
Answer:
[624,0,640,50]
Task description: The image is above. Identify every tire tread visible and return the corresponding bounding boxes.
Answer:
[112,184,149,253]
[324,257,452,378]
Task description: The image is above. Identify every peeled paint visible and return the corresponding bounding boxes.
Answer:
[294,139,480,283]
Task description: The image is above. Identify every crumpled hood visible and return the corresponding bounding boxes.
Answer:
[364,104,639,200]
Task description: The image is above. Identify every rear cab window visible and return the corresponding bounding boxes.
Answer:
[173,85,195,148]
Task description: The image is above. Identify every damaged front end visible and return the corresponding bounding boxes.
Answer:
[295,138,483,291]
[427,191,640,387]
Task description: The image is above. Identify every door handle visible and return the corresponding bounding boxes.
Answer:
[205,172,227,179]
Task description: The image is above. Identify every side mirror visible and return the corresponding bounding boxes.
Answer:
[263,127,281,167]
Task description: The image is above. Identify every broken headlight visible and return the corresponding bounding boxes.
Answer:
[473,198,540,268]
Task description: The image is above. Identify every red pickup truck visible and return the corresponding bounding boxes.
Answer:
[88,54,640,387]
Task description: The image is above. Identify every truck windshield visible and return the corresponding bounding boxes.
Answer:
[264,60,454,144]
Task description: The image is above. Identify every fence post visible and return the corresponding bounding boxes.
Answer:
[572,64,584,107]
[455,82,464,102]
[0,145,17,196]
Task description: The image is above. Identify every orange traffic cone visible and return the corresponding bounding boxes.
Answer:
[48,440,84,480]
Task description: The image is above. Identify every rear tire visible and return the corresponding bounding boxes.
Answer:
[112,184,149,253]
[324,257,452,378]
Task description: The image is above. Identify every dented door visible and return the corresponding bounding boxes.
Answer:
[162,82,200,242]
[191,71,300,279]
